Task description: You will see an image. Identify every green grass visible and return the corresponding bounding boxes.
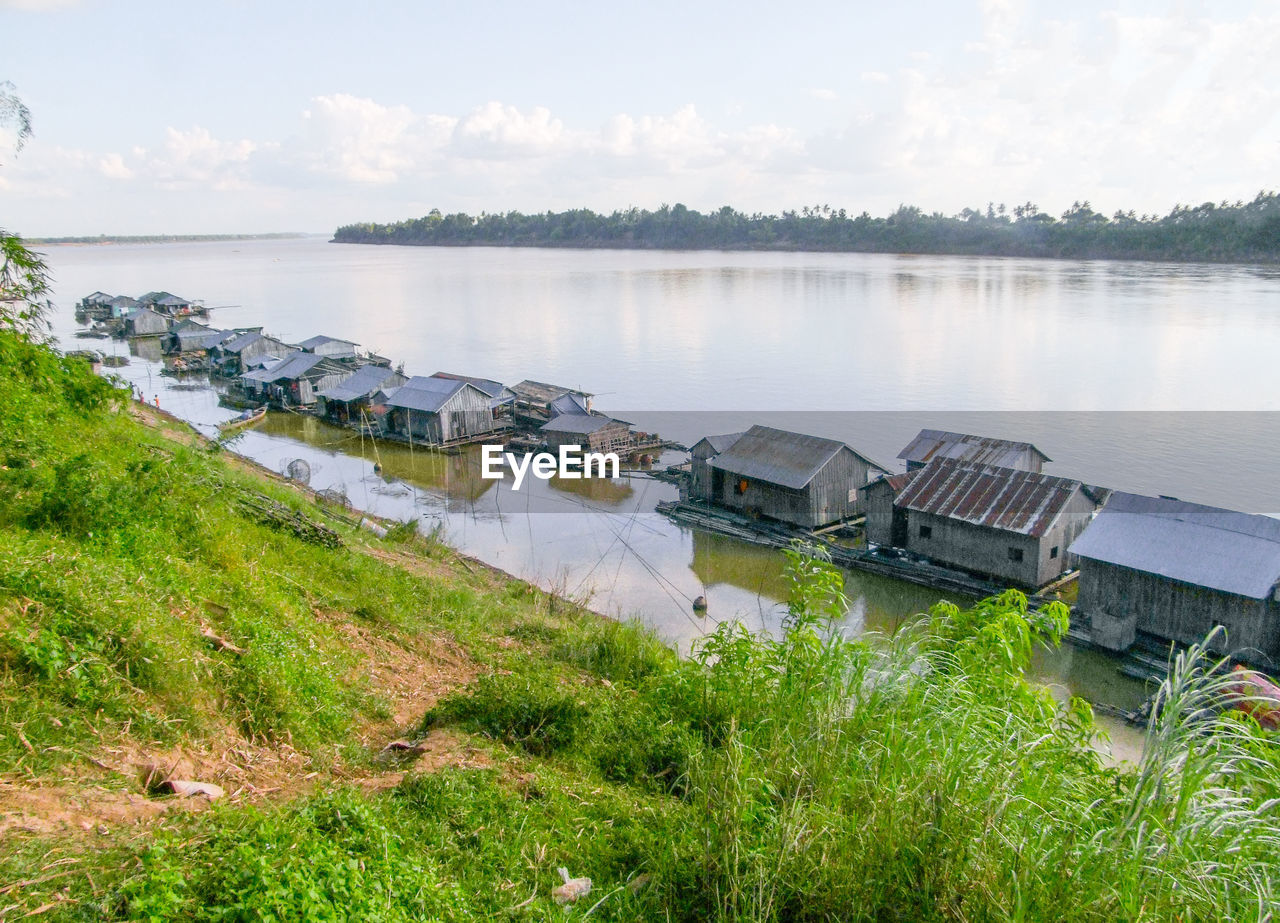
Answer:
[1,330,1278,921]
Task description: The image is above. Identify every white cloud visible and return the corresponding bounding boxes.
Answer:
[7,5,1280,237]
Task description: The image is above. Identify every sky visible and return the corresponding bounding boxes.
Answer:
[1,0,1278,235]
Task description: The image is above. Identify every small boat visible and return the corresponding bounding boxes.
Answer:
[218,406,267,433]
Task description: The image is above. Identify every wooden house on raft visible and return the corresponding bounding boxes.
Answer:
[893,458,1109,589]
[699,425,888,529]
[539,413,635,455]
[240,353,352,407]
[374,376,498,445]
[509,380,593,423]
[316,364,408,425]
[897,429,1051,473]
[297,335,360,361]
[124,307,171,338]
[1069,493,1280,661]
[211,330,295,377]
[432,372,516,422]
[689,432,746,500]
[862,470,918,548]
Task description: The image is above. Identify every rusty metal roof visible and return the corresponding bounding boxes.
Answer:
[866,470,918,494]
[708,425,886,490]
[895,458,1085,537]
[897,429,1051,468]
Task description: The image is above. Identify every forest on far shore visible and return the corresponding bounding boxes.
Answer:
[334,192,1280,263]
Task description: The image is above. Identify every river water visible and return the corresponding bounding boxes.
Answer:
[40,237,1280,761]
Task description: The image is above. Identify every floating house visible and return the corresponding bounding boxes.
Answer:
[240,353,352,407]
[690,432,745,500]
[539,413,634,455]
[375,376,497,445]
[894,458,1108,589]
[1070,493,1280,661]
[700,425,887,529]
[862,471,919,548]
[510,380,592,422]
[137,291,198,318]
[107,295,140,319]
[898,429,1051,473]
[297,335,359,361]
[166,320,231,355]
[124,307,171,338]
[316,364,408,425]
[432,372,516,420]
[212,330,295,377]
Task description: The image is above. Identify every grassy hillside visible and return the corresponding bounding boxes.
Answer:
[1,330,1278,921]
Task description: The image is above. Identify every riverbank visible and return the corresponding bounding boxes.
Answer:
[3,331,1279,919]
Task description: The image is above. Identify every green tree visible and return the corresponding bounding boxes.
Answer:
[1,82,51,339]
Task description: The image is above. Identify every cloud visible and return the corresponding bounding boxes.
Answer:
[7,6,1280,237]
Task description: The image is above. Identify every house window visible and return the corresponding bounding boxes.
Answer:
[1007,547,1024,563]
[918,525,932,539]
[1050,546,1059,559]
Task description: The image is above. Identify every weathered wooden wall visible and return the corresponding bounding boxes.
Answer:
[1078,560,1280,662]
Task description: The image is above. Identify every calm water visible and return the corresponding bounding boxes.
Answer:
[41,237,1280,760]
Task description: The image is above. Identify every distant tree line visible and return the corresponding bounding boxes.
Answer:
[333,194,1280,263]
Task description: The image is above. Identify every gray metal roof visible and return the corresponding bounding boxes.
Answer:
[707,425,885,490]
[383,376,469,413]
[220,331,263,353]
[539,413,621,436]
[898,429,1051,467]
[895,458,1089,537]
[241,352,330,383]
[432,372,508,400]
[510,379,592,406]
[318,365,404,403]
[692,432,746,455]
[298,334,358,351]
[1070,492,1280,599]
[548,393,590,417]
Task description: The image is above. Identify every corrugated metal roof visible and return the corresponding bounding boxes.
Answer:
[220,331,263,353]
[1070,493,1280,599]
[242,352,329,383]
[867,470,918,494]
[383,376,469,413]
[318,365,403,402]
[432,372,508,400]
[298,334,358,351]
[895,458,1085,537]
[692,432,746,455]
[707,425,885,490]
[510,380,592,405]
[539,413,620,435]
[549,393,590,417]
[897,429,1051,468]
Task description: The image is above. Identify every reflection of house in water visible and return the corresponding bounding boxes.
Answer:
[690,530,792,602]
[254,415,497,506]
[546,470,634,505]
